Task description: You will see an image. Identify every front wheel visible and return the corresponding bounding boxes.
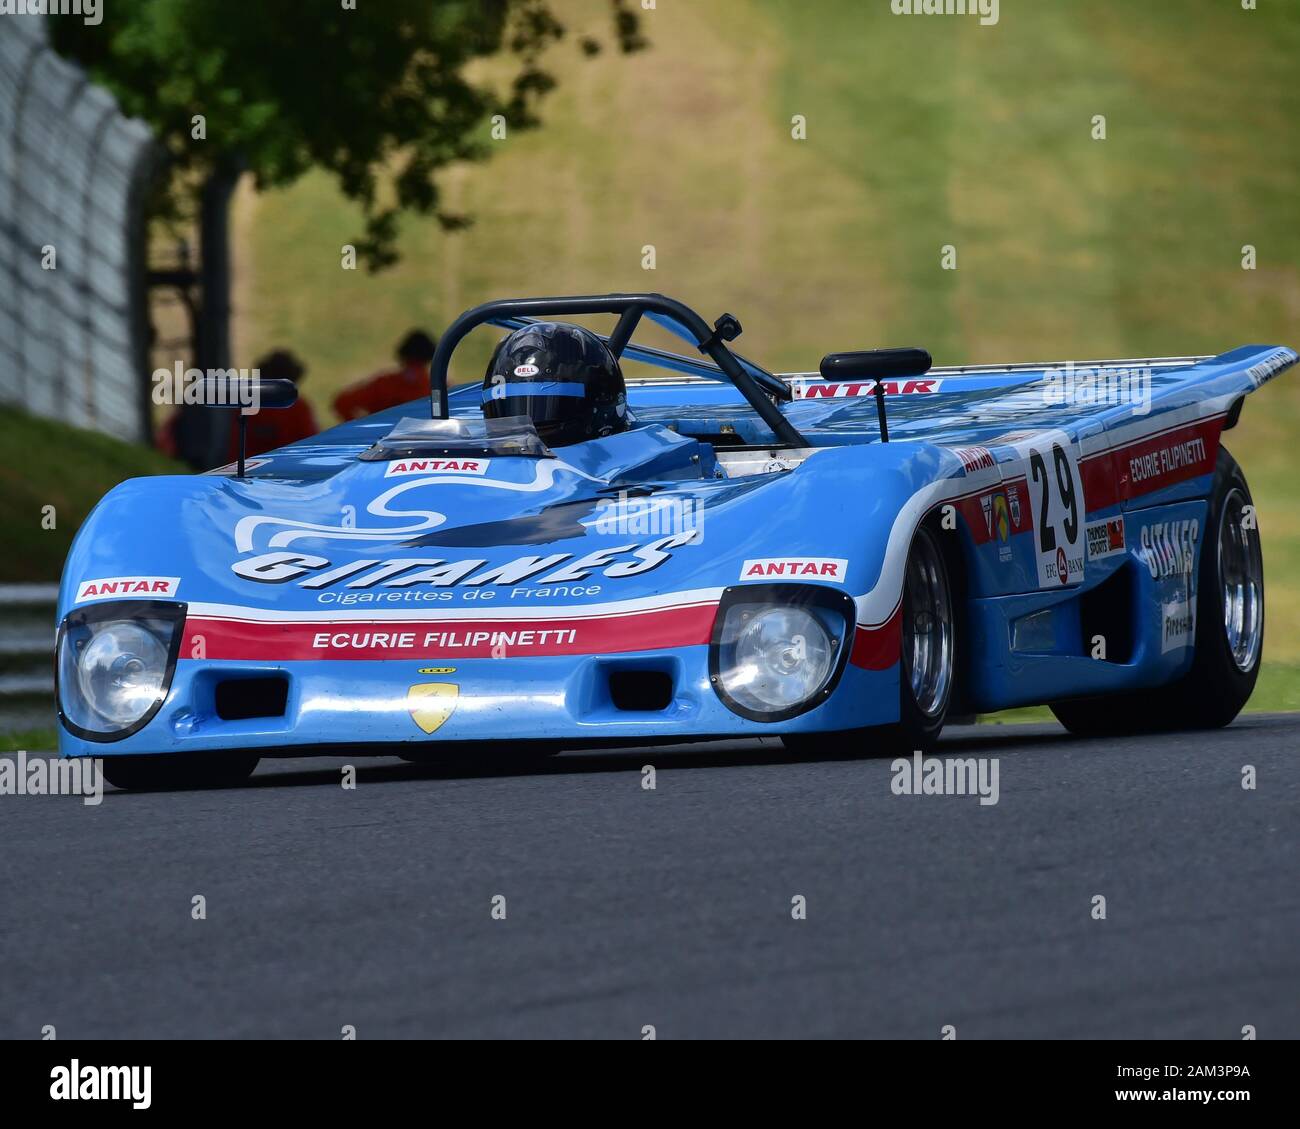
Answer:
[101,751,260,792]
[891,522,958,750]
[1051,446,1263,735]
[784,520,957,756]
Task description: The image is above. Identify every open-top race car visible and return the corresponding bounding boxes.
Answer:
[56,293,1296,789]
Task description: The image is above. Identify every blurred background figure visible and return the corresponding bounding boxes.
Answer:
[227,349,318,461]
[155,349,317,467]
[333,330,438,421]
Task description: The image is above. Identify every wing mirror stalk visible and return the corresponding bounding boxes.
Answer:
[191,377,299,476]
[818,348,933,444]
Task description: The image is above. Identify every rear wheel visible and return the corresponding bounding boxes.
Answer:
[101,751,260,792]
[784,520,957,756]
[1051,447,1263,735]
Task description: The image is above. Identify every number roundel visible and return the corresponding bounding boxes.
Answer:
[1025,434,1086,587]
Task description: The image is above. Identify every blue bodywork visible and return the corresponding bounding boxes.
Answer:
[56,331,1297,759]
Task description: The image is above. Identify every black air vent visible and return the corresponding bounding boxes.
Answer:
[215,676,289,720]
[1080,566,1134,664]
[608,670,673,712]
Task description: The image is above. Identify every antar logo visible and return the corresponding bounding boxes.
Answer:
[952,446,995,473]
[794,379,941,400]
[75,576,179,602]
[384,458,490,478]
[740,557,848,581]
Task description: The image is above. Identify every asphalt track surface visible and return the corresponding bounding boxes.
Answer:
[1,714,1296,1040]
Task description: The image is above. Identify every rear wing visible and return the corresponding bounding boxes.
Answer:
[617,345,1297,450]
[626,349,1294,404]
[779,355,1217,401]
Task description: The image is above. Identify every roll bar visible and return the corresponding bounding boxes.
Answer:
[428,293,807,448]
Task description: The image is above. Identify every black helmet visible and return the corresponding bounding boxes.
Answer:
[482,322,628,447]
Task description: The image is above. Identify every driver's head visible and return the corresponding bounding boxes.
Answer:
[481,322,628,447]
[396,330,436,364]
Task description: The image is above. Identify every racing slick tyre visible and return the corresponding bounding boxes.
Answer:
[100,752,260,792]
[784,519,957,756]
[1050,447,1263,735]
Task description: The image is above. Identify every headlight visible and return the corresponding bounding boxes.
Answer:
[57,601,185,740]
[710,585,854,721]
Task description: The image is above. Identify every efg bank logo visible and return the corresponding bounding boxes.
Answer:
[890,0,999,28]
[0,0,102,27]
[50,1061,151,1110]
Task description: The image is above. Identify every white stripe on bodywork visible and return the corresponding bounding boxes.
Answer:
[186,587,728,625]
[1075,392,1237,459]
[232,457,602,552]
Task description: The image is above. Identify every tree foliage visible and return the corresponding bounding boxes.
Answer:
[52,0,645,270]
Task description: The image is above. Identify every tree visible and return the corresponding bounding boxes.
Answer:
[50,0,644,464]
[52,0,644,271]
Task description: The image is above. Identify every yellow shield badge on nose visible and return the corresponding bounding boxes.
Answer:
[407,683,458,734]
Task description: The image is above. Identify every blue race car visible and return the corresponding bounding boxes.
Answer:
[56,294,1296,789]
